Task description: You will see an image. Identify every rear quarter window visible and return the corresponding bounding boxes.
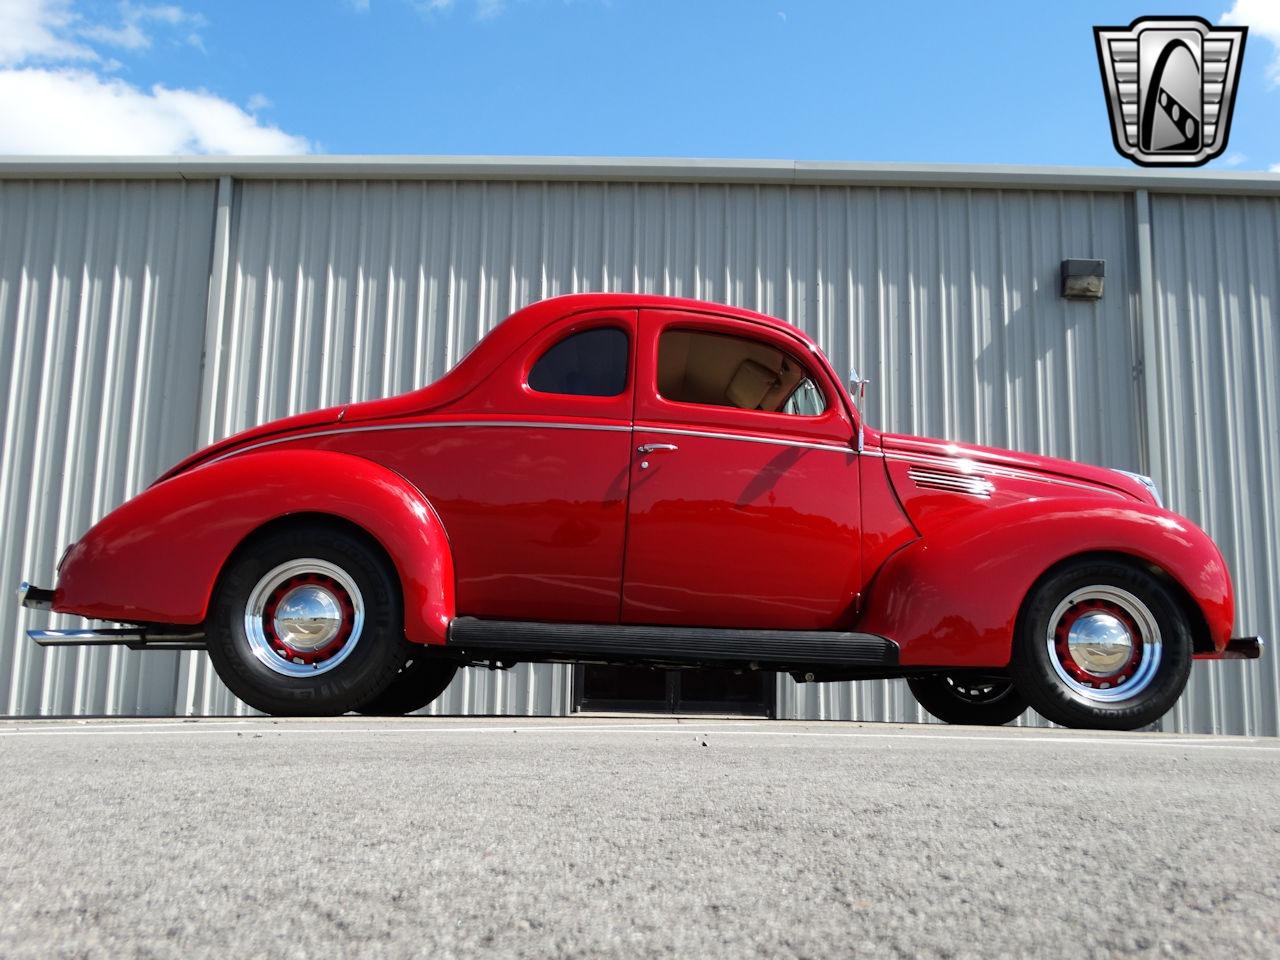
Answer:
[527,327,629,398]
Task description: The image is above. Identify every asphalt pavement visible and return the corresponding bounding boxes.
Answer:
[1,716,1277,959]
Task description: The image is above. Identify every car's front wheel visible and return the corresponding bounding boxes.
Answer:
[907,673,1027,725]
[206,524,411,716]
[1010,559,1192,730]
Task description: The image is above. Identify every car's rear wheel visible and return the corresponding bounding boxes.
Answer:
[357,657,458,715]
[1010,559,1192,730]
[907,673,1027,725]
[206,525,411,716]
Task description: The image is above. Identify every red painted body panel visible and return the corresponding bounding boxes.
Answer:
[624,429,861,629]
[47,292,1239,668]
[879,432,1152,503]
[859,432,1233,662]
[857,493,1234,666]
[622,308,862,628]
[56,450,455,645]
[857,454,919,586]
[310,422,632,623]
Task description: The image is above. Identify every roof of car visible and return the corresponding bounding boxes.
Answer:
[503,292,814,346]
[157,293,837,480]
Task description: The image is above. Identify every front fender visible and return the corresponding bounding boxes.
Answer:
[53,450,455,645]
[856,498,1234,667]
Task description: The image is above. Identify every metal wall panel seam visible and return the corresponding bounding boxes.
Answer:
[1133,189,1163,484]
[180,174,233,716]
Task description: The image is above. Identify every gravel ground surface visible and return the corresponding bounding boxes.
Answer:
[0,716,1277,959]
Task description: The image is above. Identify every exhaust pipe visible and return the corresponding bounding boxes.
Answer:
[19,579,205,650]
[28,628,206,651]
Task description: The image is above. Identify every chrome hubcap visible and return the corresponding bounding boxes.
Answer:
[244,559,365,678]
[1065,612,1134,676]
[272,584,343,651]
[1046,585,1162,704]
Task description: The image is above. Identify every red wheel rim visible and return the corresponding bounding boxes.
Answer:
[1053,598,1143,688]
[244,559,366,678]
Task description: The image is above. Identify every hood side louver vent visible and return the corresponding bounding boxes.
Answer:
[908,466,995,499]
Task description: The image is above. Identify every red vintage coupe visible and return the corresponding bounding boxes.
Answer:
[19,294,1262,727]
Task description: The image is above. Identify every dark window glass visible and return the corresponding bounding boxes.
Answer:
[657,328,826,415]
[528,327,628,397]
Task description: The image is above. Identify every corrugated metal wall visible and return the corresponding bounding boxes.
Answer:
[1,179,214,716]
[2,172,1274,734]
[1147,195,1280,736]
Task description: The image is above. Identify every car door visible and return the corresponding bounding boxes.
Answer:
[621,309,862,630]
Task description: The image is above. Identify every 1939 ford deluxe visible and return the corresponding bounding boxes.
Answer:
[18,294,1262,727]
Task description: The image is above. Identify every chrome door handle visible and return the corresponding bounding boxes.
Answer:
[636,443,679,455]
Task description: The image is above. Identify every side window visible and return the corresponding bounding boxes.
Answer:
[528,327,629,398]
[657,329,827,416]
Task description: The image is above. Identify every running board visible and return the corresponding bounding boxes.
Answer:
[447,617,898,668]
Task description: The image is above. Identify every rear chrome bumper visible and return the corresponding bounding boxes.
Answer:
[1195,636,1265,661]
[17,581,54,610]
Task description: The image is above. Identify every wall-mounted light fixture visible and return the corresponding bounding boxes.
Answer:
[1061,259,1105,300]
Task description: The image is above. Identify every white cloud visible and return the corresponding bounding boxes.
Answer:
[80,20,148,50]
[411,0,511,17]
[0,0,95,66]
[1222,0,1280,86]
[0,0,309,155]
[1222,152,1247,166]
[81,3,206,52]
[0,69,309,154]
[1271,163,1280,172]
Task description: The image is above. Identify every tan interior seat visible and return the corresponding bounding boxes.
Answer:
[724,359,781,409]
[658,328,816,413]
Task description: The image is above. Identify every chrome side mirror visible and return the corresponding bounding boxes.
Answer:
[849,367,871,403]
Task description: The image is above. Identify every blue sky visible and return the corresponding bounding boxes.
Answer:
[2,0,1279,169]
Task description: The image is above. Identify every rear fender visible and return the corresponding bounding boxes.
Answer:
[856,498,1233,667]
[53,450,455,645]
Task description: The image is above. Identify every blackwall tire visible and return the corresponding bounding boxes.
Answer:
[206,525,411,716]
[1010,559,1192,731]
[907,674,1027,725]
[357,658,458,716]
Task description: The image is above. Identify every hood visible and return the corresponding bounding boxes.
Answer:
[877,432,1155,503]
